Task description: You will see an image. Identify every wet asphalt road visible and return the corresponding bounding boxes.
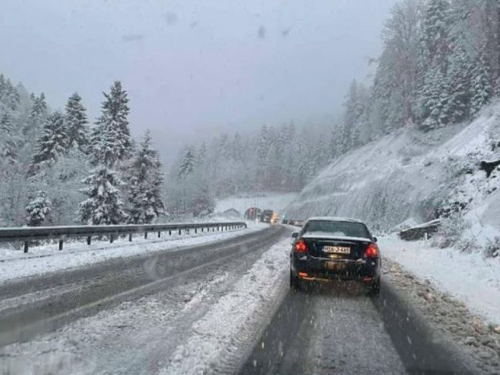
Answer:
[0,226,286,348]
[241,281,407,375]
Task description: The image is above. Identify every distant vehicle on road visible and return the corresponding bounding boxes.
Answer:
[270,212,279,224]
[290,217,380,294]
[244,207,262,221]
[260,209,274,223]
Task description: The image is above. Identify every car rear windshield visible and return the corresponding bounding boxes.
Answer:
[302,220,371,239]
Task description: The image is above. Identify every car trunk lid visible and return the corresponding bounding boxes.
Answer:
[301,234,371,260]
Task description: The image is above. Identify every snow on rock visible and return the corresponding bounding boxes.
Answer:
[380,235,500,325]
[161,239,291,375]
[0,224,266,285]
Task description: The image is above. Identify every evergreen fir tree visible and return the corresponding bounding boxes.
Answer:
[422,0,451,68]
[177,146,196,179]
[127,131,165,224]
[78,166,127,225]
[91,81,132,166]
[443,43,472,123]
[29,111,68,174]
[470,53,493,117]
[24,93,48,140]
[419,65,449,130]
[0,113,17,165]
[0,78,20,111]
[65,92,89,153]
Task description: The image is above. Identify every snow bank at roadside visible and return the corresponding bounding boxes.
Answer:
[162,238,291,375]
[0,224,267,285]
[380,235,500,325]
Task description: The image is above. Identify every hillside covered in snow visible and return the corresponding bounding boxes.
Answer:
[286,103,500,247]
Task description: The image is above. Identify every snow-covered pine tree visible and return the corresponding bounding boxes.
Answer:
[26,190,51,226]
[91,81,132,166]
[78,166,127,225]
[470,52,493,117]
[23,93,48,140]
[0,113,18,166]
[0,76,20,111]
[29,111,68,175]
[419,65,450,130]
[198,141,208,166]
[127,131,165,224]
[443,0,475,124]
[422,0,451,69]
[65,92,89,153]
[177,146,196,179]
[371,0,424,132]
[416,0,452,128]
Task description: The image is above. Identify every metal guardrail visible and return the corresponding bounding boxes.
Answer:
[0,222,248,253]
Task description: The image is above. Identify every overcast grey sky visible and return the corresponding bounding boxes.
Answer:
[0,0,398,163]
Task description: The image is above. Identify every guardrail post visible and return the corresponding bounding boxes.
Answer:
[87,236,91,245]
[158,231,161,238]
[24,241,29,253]
[129,234,132,242]
[59,239,63,251]
[110,235,114,244]
[195,228,197,234]
[169,230,171,236]
[144,232,148,239]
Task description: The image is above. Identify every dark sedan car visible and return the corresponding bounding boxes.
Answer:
[290,217,381,294]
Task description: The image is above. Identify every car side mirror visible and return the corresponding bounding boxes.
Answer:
[373,236,378,243]
[292,232,299,239]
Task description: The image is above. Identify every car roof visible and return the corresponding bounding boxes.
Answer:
[306,216,364,224]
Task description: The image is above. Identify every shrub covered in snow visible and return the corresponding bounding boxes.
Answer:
[483,237,500,258]
[26,191,51,226]
[432,214,470,249]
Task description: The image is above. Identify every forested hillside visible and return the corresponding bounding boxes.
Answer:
[285,0,500,256]
[333,0,499,153]
[169,0,500,216]
[0,77,165,227]
[165,124,332,216]
[3,0,499,224]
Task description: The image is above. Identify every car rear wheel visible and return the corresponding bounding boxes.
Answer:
[290,271,300,290]
[366,277,380,295]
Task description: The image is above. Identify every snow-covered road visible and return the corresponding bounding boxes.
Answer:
[0,231,291,375]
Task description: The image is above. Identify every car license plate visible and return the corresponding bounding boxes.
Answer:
[324,261,345,271]
[323,246,350,254]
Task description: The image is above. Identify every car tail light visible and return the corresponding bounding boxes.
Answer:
[295,239,308,253]
[365,243,379,258]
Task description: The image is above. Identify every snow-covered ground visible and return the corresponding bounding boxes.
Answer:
[380,235,500,325]
[162,239,290,374]
[215,192,298,217]
[0,223,268,285]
